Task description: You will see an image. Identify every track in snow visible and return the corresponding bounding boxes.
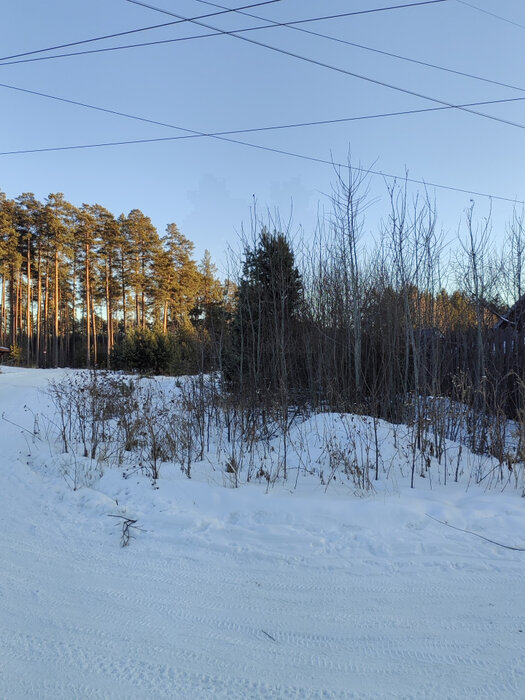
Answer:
[1,368,524,699]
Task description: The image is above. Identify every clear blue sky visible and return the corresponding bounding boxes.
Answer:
[1,0,524,274]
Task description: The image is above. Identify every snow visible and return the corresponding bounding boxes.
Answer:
[1,367,524,699]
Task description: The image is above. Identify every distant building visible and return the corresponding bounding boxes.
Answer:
[494,296,525,330]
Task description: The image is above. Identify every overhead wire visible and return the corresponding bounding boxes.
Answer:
[0,80,523,204]
[1,0,521,139]
[455,0,525,31]
[192,0,525,95]
[0,4,451,68]
[4,81,525,143]
[0,0,283,62]
[3,135,521,204]
[2,0,519,101]
[5,0,519,104]
[123,0,525,133]
[2,84,525,152]
[2,0,522,205]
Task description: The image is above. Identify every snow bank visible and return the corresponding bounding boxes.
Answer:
[0,368,524,698]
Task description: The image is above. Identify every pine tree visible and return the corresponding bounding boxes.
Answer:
[42,194,77,366]
[121,209,162,330]
[0,194,20,348]
[13,194,42,362]
[161,223,199,331]
[96,208,123,364]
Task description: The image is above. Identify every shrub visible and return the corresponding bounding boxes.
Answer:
[110,328,178,374]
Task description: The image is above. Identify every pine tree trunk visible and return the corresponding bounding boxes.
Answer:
[54,251,59,366]
[26,241,32,363]
[105,258,112,367]
[86,243,91,367]
[92,297,97,366]
[0,274,5,345]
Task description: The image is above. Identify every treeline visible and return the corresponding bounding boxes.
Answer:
[225,170,524,427]
[0,191,231,371]
[2,173,525,428]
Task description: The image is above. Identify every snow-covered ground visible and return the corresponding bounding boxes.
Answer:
[1,367,524,699]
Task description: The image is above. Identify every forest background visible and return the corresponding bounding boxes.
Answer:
[2,170,525,435]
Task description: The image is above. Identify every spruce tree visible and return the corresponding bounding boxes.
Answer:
[231,228,302,404]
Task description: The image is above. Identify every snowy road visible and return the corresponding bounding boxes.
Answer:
[1,368,524,698]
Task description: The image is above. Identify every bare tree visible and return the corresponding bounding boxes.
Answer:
[330,159,375,403]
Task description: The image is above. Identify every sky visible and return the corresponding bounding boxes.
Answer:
[1,0,525,275]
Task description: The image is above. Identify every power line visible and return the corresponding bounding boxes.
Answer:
[2,2,521,205]
[193,0,525,95]
[0,5,451,68]
[2,89,524,153]
[0,32,230,67]
[4,135,522,205]
[0,0,283,62]
[5,4,520,108]
[4,1,519,128]
[455,0,525,31]
[2,2,520,107]
[2,6,522,198]
[127,0,450,20]
[0,81,523,204]
[124,0,525,133]
[2,99,524,156]
[3,80,524,143]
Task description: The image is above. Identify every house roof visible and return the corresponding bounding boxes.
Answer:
[494,295,525,330]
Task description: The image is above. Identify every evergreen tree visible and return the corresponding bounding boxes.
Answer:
[95,207,123,364]
[160,223,199,331]
[231,228,302,403]
[14,194,42,363]
[0,194,19,348]
[42,193,77,365]
[196,249,223,319]
[121,209,162,330]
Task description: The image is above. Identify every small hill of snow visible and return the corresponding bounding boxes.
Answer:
[0,367,524,699]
